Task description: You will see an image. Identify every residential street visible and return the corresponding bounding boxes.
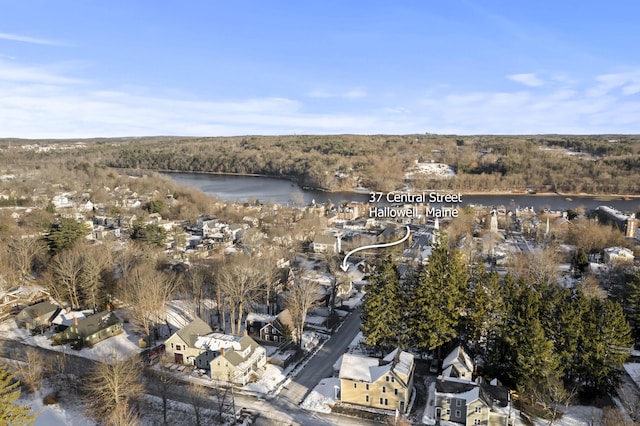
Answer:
[1,326,378,426]
[280,307,363,405]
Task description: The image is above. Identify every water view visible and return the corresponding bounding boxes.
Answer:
[165,172,640,213]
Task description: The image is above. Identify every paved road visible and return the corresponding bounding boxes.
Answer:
[280,307,362,405]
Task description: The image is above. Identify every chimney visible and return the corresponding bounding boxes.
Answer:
[220,347,225,356]
[65,307,71,313]
[106,303,111,312]
[244,329,248,337]
[73,316,78,326]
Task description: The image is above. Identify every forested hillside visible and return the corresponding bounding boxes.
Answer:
[3,134,640,194]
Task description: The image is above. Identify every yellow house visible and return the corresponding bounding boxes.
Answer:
[339,348,414,413]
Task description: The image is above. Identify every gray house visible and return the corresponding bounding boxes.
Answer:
[16,301,60,332]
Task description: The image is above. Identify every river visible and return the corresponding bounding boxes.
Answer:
[165,172,640,213]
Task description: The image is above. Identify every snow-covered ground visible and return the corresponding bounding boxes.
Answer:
[624,363,640,387]
[0,313,143,363]
[25,389,94,426]
[300,377,340,413]
[406,161,456,180]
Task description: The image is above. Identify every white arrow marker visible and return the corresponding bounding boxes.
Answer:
[340,226,411,272]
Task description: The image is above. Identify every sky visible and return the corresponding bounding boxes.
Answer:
[1,1,639,138]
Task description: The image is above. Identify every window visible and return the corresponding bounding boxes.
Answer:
[445,397,451,404]
[455,410,461,418]
[394,388,398,396]
[171,343,174,348]
[380,398,384,405]
[382,386,386,393]
[176,345,181,351]
[446,409,450,416]
[365,384,369,390]
[386,376,389,382]
[353,383,357,389]
[474,420,481,425]
[384,398,388,406]
[475,406,482,414]
[365,395,369,402]
[456,399,462,407]
[391,376,395,383]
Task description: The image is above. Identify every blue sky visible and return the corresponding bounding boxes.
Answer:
[1,1,639,137]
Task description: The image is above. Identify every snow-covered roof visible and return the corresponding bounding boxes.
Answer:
[339,353,382,382]
[383,348,414,377]
[51,310,91,326]
[195,333,242,352]
[341,349,414,384]
[442,345,474,375]
[246,312,276,323]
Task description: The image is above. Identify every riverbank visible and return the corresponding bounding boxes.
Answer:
[160,170,640,200]
[164,171,640,213]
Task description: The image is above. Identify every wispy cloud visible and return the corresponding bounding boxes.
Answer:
[0,32,61,46]
[587,70,640,97]
[0,58,639,138]
[507,73,545,87]
[0,59,83,85]
[307,88,366,99]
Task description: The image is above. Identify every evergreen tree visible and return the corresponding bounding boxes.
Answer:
[625,269,640,341]
[571,248,590,276]
[577,295,632,393]
[485,273,517,378]
[549,288,583,384]
[130,222,167,247]
[361,256,402,352]
[407,232,468,352]
[43,218,90,254]
[504,283,559,392]
[0,364,36,425]
[459,263,504,349]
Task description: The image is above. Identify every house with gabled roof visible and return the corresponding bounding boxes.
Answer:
[165,317,213,364]
[431,376,511,426]
[312,234,340,254]
[258,309,295,343]
[51,310,122,349]
[338,347,415,413]
[16,301,60,332]
[442,345,475,381]
[204,333,267,386]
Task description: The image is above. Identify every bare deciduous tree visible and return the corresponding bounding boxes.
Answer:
[79,243,113,311]
[188,382,208,426]
[15,347,46,393]
[84,355,143,423]
[121,264,178,345]
[7,236,46,281]
[286,276,319,348]
[49,245,84,308]
[218,256,263,335]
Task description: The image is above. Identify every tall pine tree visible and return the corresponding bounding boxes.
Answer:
[360,256,402,352]
[577,294,632,393]
[407,232,468,352]
[504,282,559,392]
[0,363,36,425]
